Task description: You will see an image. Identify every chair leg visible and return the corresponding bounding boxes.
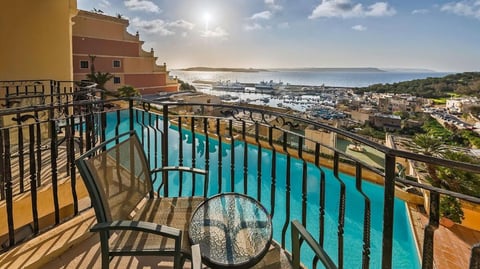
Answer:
[99,232,110,269]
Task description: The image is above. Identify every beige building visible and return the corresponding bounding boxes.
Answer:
[304,126,336,156]
[369,113,402,131]
[72,10,179,94]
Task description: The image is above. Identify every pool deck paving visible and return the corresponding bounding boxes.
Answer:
[409,204,480,269]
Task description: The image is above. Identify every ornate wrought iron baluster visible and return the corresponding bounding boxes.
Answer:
[178,116,183,196]
[203,118,210,197]
[298,137,307,227]
[268,126,276,218]
[281,132,291,249]
[34,111,42,187]
[162,105,169,197]
[191,117,197,196]
[229,120,235,192]
[29,125,39,233]
[242,121,248,194]
[49,108,60,224]
[17,116,25,193]
[3,129,15,247]
[315,143,326,248]
[333,151,346,269]
[67,116,78,215]
[217,118,222,194]
[255,122,262,201]
[355,162,371,269]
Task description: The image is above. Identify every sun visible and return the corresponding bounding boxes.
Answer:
[203,12,211,31]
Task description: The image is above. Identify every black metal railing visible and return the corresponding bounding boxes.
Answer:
[1,80,480,269]
[0,80,105,248]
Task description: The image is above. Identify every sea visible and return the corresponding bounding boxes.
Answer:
[170,69,451,112]
[170,69,451,88]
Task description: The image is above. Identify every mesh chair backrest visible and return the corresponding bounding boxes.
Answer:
[84,134,153,222]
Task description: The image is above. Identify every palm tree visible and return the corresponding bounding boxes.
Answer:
[86,55,114,98]
[117,85,139,97]
[404,134,446,187]
[86,71,114,91]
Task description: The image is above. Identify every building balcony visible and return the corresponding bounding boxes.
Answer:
[1,80,480,268]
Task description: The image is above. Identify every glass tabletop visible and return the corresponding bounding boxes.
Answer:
[188,193,273,268]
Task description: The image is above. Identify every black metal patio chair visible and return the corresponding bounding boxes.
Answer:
[75,131,207,269]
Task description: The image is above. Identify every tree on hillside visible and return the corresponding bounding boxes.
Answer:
[436,151,480,197]
[405,135,480,223]
[178,79,196,91]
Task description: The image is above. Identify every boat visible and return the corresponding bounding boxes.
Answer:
[348,143,366,153]
[212,80,245,92]
[219,94,239,102]
[254,80,283,93]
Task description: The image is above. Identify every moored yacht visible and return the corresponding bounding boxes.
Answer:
[212,80,245,92]
[254,80,283,93]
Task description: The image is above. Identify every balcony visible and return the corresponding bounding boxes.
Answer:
[0,80,480,268]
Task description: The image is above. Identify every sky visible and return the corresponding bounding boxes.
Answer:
[77,0,480,72]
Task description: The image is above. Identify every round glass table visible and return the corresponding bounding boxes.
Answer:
[188,193,273,268]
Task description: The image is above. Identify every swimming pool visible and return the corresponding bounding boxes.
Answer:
[104,109,420,268]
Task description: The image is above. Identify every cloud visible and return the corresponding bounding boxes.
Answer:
[441,0,480,19]
[309,0,396,19]
[352,24,367,31]
[124,0,160,13]
[131,18,174,35]
[168,20,195,30]
[265,0,283,11]
[244,23,264,31]
[250,11,273,20]
[365,2,396,16]
[130,18,195,36]
[412,9,429,15]
[201,26,229,38]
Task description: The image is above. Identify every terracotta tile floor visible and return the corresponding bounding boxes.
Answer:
[409,205,480,269]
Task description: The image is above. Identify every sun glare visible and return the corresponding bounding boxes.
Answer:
[203,12,211,31]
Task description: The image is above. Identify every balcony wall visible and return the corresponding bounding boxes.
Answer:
[0,0,76,81]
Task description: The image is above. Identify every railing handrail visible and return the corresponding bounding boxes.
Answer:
[0,85,479,268]
[135,98,480,176]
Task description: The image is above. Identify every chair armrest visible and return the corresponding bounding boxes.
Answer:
[191,244,202,269]
[91,220,181,239]
[151,166,208,176]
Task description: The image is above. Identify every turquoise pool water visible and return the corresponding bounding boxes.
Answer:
[105,110,420,268]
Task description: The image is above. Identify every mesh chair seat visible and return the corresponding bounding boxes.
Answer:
[76,131,207,269]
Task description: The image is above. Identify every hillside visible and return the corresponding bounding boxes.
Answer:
[355,72,480,98]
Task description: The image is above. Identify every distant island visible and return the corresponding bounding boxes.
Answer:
[272,67,386,72]
[178,67,439,73]
[178,67,269,73]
